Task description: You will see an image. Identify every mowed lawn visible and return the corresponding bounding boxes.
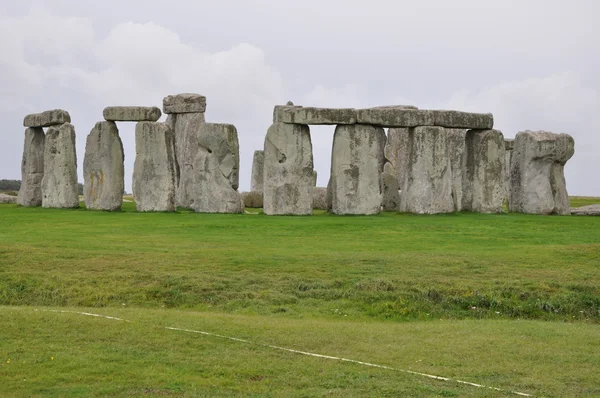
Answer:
[1,201,599,396]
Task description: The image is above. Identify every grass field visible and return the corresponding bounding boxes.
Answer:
[1,199,599,396]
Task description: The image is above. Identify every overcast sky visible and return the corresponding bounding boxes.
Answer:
[1,0,598,194]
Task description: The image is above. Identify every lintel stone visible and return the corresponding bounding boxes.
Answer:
[24,109,71,128]
[273,106,356,125]
[163,93,207,114]
[103,106,161,122]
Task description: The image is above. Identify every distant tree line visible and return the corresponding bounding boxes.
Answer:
[0,179,84,195]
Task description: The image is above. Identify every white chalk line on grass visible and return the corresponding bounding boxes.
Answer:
[24,308,532,397]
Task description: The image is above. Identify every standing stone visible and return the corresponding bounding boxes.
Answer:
[399,126,454,214]
[251,150,265,192]
[381,171,400,212]
[173,112,206,208]
[385,127,411,189]
[41,123,79,208]
[263,123,314,215]
[313,187,328,210]
[446,129,467,211]
[509,131,574,215]
[83,122,124,211]
[190,123,241,213]
[17,128,45,206]
[329,124,386,215]
[504,139,514,206]
[133,122,177,212]
[462,129,506,213]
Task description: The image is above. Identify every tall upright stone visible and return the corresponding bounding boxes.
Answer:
[399,126,454,214]
[504,139,514,205]
[173,112,206,208]
[17,127,45,206]
[190,123,241,213]
[385,127,411,188]
[330,124,386,215]
[509,131,574,215]
[446,129,467,212]
[462,129,506,213]
[381,170,400,212]
[133,122,177,212]
[251,150,265,192]
[41,123,79,208]
[83,121,124,211]
[263,123,314,215]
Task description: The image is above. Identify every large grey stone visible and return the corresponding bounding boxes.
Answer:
[571,204,600,216]
[504,139,514,206]
[241,191,263,208]
[263,123,314,215]
[41,123,79,208]
[24,109,71,128]
[431,110,494,129]
[381,171,400,212]
[0,194,17,204]
[190,123,241,213]
[462,129,506,213]
[356,108,434,127]
[385,127,411,189]
[172,112,206,208]
[313,187,328,210]
[163,93,207,114]
[17,127,45,206]
[399,126,454,214]
[329,124,386,215]
[446,129,467,211]
[133,122,177,212]
[509,131,574,215]
[83,121,124,211]
[274,105,356,125]
[103,106,161,122]
[251,150,265,192]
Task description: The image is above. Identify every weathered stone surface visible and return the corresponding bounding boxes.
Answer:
[263,123,314,215]
[313,187,328,210]
[274,106,356,125]
[163,93,207,114]
[504,139,514,205]
[24,109,71,128]
[0,194,17,204]
[462,129,506,213]
[431,110,494,129]
[241,191,263,208]
[17,127,45,206]
[370,105,418,110]
[571,204,600,216]
[133,122,177,212]
[385,127,411,189]
[190,123,241,213]
[330,124,386,215]
[250,150,265,192]
[446,129,467,211]
[509,131,574,215]
[103,106,161,122]
[381,171,400,212]
[41,123,79,208]
[399,126,454,214]
[356,108,434,127]
[83,121,124,211]
[173,112,206,208]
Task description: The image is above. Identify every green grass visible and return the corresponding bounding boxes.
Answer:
[1,201,599,396]
[570,196,600,208]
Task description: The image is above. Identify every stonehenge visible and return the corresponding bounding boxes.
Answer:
[509,131,575,215]
[15,99,577,218]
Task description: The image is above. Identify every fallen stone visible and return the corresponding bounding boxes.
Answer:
[263,123,314,215]
[330,124,386,215]
[0,194,17,204]
[462,129,506,213]
[431,110,494,129]
[103,106,161,122]
[173,112,206,208]
[83,121,125,211]
[446,129,467,211]
[509,131,574,215]
[313,187,328,210]
[132,122,177,212]
[399,126,454,214]
[190,123,241,213]
[17,127,45,206]
[571,204,600,216]
[385,127,411,190]
[251,150,265,192]
[273,106,356,125]
[356,108,434,127]
[41,123,79,208]
[163,93,207,114]
[381,171,400,212]
[23,109,71,128]
[241,191,263,208]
